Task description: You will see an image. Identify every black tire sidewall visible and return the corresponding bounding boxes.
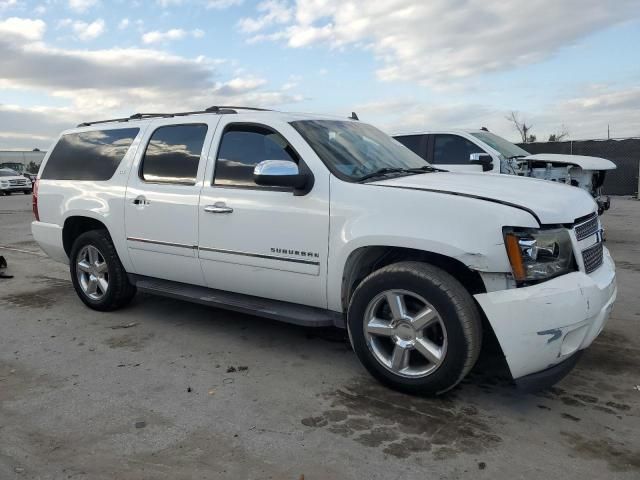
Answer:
[348,263,479,395]
[69,230,129,311]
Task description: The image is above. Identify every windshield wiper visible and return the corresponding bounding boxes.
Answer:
[403,165,446,173]
[357,167,407,182]
[357,165,443,182]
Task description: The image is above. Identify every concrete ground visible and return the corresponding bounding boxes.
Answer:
[1,193,638,480]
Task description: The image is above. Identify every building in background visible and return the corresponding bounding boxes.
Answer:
[0,150,47,173]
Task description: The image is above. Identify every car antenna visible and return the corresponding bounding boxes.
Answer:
[349,112,359,120]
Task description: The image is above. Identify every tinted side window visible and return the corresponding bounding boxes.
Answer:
[394,135,424,158]
[214,125,297,187]
[433,134,486,165]
[141,124,208,185]
[41,128,139,180]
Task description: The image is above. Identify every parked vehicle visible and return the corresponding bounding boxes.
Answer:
[393,130,616,214]
[32,107,616,394]
[0,168,32,195]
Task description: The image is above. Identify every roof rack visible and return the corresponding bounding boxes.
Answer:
[76,106,272,127]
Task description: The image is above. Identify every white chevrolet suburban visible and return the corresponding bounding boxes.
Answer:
[32,107,617,394]
[393,130,615,214]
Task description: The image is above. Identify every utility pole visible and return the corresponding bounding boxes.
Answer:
[607,124,610,140]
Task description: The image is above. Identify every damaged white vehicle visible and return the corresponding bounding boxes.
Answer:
[393,130,616,214]
[32,108,616,395]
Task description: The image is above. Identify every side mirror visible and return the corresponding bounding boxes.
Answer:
[253,160,310,192]
[469,153,493,171]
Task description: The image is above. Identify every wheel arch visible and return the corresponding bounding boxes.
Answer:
[62,215,109,258]
[341,245,487,313]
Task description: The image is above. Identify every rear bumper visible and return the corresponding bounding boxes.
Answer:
[31,221,68,264]
[474,247,616,381]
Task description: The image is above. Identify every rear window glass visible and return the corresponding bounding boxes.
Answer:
[140,124,208,185]
[41,128,139,181]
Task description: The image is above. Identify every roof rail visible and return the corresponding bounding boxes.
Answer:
[205,105,271,112]
[76,106,270,127]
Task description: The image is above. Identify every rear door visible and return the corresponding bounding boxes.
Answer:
[428,133,493,172]
[124,117,220,285]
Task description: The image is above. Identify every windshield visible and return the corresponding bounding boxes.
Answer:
[470,131,530,158]
[0,170,19,177]
[291,120,428,181]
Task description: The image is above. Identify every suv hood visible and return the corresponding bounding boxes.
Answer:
[371,172,596,225]
[523,153,616,171]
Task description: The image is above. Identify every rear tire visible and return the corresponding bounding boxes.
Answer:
[347,261,482,395]
[69,230,136,311]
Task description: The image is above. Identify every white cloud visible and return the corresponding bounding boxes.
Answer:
[68,0,98,13]
[0,17,302,147]
[357,84,640,142]
[156,0,182,6]
[142,28,186,44]
[0,0,19,10]
[70,18,105,40]
[207,0,243,8]
[238,0,292,33]
[142,28,206,43]
[241,0,640,87]
[118,18,130,30]
[0,17,46,42]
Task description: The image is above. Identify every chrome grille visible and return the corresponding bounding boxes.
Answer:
[582,242,604,274]
[575,214,599,241]
[8,179,27,186]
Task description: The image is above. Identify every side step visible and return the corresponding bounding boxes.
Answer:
[130,275,344,328]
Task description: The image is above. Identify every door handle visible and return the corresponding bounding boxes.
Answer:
[133,195,150,206]
[204,202,233,214]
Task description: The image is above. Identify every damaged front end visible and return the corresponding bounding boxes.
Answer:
[508,156,614,215]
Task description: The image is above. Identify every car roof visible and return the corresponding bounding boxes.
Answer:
[392,129,484,136]
[66,108,356,135]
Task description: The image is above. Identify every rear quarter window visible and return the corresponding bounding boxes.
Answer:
[41,128,140,181]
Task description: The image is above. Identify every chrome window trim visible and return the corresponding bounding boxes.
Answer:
[127,237,197,250]
[199,246,320,266]
[126,237,321,266]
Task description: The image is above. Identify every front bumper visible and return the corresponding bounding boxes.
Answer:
[474,246,616,381]
[0,185,31,192]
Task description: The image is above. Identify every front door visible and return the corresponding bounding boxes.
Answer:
[198,119,330,308]
[125,118,219,285]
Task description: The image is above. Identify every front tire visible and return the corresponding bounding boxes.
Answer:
[70,230,136,311]
[347,261,482,395]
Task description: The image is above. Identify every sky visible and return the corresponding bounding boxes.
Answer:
[0,0,639,150]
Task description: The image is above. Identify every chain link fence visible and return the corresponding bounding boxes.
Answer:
[518,138,640,197]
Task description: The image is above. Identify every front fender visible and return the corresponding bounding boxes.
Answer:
[327,177,539,311]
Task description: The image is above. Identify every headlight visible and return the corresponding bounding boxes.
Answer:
[503,227,575,283]
[0,181,8,187]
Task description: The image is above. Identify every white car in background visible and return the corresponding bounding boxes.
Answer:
[393,130,616,214]
[0,168,32,195]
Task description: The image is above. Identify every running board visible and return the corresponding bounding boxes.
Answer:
[129,275,344,328]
